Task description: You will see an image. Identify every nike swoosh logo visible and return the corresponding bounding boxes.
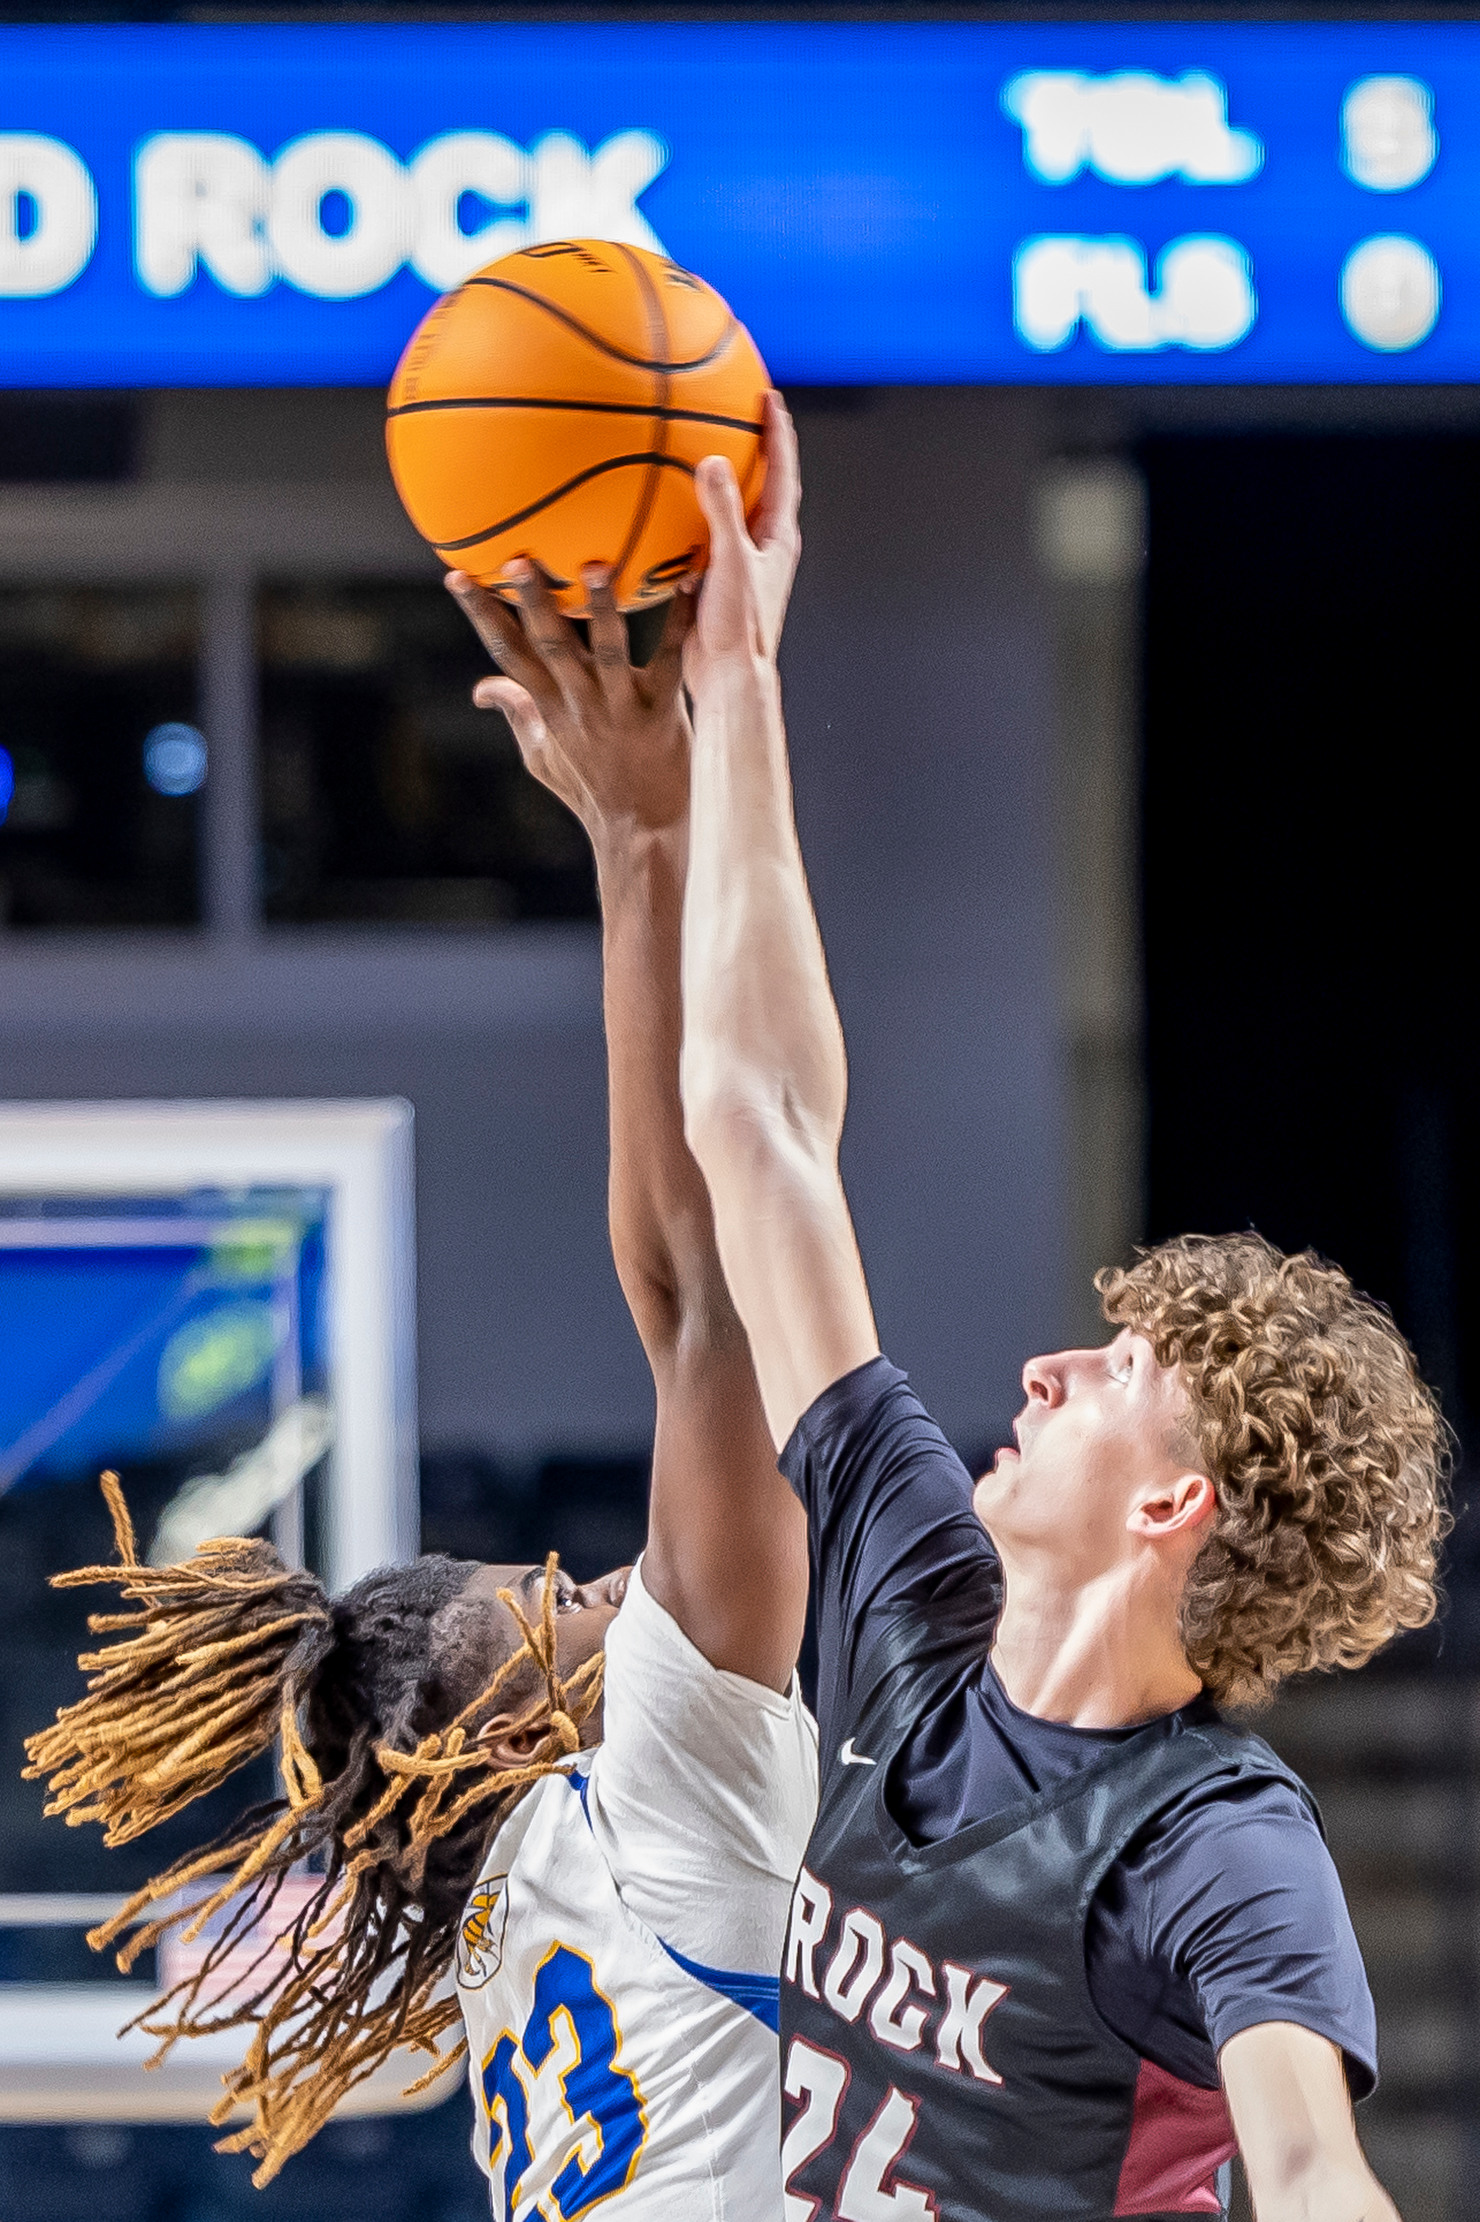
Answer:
[839,1738,877,1768]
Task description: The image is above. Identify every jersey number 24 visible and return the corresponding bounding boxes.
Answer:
[783,2035,938,2221]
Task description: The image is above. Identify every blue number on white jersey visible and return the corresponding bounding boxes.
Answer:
[481,1943,649,2218]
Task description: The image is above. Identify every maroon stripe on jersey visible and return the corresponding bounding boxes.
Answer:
[1113,2057,1237,2216]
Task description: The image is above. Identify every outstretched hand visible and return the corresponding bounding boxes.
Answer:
[685,389,802,694]
[448,389,799,819]
[445,561,694,838]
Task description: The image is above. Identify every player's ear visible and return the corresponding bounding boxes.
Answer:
[475,1712,549,1769]
[1127,1470,1216,1542]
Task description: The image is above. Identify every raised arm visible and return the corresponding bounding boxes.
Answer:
[679,397,880,1450]
[448,560,805,1690]
[1221,2023,1399,2222]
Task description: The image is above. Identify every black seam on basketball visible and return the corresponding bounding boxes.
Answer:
[464,277,737,373]
[387,396,763,436]
[432,453,696,552]
[519,242,610,272]
[612,243,670,585]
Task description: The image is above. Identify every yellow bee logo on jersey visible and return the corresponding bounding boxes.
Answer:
[458,1875,510,1989]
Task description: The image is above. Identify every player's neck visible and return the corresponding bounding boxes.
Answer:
[989,1557,1203,1729]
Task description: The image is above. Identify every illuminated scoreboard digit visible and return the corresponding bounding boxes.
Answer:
[0,22,1476,385]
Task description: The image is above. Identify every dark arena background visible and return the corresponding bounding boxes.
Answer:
[1142,426,1480,2215]
[3,6,1480,2220]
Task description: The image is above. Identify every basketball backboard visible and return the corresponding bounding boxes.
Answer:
[0,1100,433,2125]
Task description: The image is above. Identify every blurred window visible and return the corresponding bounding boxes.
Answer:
[0,587,202,929]
[257,579,597,925]
[0,395,139,485]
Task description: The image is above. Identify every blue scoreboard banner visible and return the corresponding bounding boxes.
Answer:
[1,21,1475,386]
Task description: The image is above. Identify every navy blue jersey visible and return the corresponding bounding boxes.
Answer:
[782,1356,1377,2098]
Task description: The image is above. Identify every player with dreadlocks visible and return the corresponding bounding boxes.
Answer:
[26,448,816,2215]
[24,1484,613,2172]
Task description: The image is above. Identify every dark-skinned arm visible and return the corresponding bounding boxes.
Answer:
[446,552,807,1691]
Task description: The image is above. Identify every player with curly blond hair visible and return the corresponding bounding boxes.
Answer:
[677,399,1447,2221]
[1096,1231,1445,1710]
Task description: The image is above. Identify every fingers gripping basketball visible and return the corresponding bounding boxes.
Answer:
[387,239,770,614]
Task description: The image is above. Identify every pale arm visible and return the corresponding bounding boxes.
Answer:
[1221,2023,1399,2222]
[447,563,806,1690]
[680,400,880,1449]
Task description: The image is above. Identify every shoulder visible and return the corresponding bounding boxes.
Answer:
[1119,1740,1351,1969]
[472,1763,585,1903]
[596,1559,818,1826]
[782,1356,959,1476]
[773,1342,924,1466]
[783,1358,998,1745]
[1122,1739,1376,2099]
[780,1353,988,1555]
[1136,1720,1322,1853]
[586,1571,819,1974]
[1103,1718,1333,1936]
[605,1556,816,1730]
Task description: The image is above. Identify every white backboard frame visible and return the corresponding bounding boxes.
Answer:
[0,1099,424,2124]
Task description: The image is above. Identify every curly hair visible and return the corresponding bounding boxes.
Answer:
[23,1475,602,2185]
[1096,1232,1450,1710]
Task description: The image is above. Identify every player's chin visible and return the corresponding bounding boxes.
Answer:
[971,1471,1006,1528]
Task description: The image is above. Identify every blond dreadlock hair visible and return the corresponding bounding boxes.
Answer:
[23,1474,604,2187]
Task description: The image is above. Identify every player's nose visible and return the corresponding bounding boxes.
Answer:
[581,1565,633,1610]
[1021,1353,1064,1407]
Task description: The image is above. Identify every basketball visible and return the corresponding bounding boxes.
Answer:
[386,239,770,614]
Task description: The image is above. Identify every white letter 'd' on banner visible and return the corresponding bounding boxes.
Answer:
[0,136,97,298]
[135,135,272,297]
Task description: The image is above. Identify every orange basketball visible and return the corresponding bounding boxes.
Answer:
[386,239,769,615]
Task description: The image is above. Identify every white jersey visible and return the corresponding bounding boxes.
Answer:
[456,1559,819,2220]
